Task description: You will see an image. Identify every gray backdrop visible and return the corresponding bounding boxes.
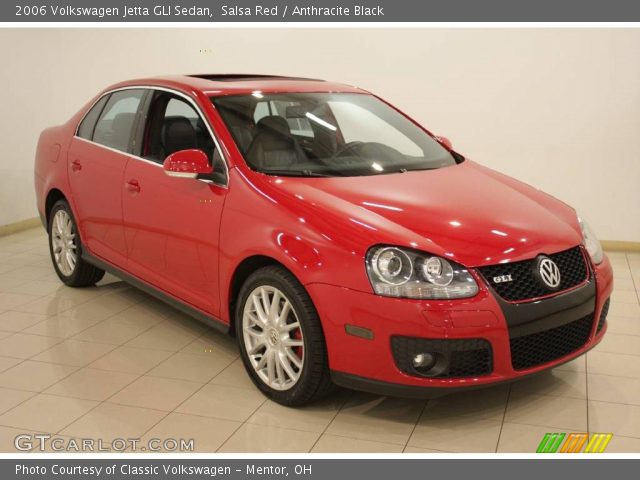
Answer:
[5,459,639,479]
[5,0,640,22]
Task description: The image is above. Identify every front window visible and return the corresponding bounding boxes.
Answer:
[140,91,227,185]
[212,93,460,177]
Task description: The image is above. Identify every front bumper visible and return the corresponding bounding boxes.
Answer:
[307,254,613,397]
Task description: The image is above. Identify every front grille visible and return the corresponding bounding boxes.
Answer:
[477,246,589,302]
[596,298,611,333]
[391,336,492,378]
[510,314,594,370]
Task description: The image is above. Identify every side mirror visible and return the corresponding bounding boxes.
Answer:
[163,149,212,179]
[435,136,452,150]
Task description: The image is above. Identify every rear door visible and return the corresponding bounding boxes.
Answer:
[122,89,228,315]
[68,89,147,268]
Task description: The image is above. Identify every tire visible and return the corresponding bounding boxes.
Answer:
[235,265,335,406]
[48,199,105,287]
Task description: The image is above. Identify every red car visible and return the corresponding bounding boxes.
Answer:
[34,75,613,405]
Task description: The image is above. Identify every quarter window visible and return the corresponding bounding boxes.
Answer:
[92,90,145,153]
[77,95,108,140]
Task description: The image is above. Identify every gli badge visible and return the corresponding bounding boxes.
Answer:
[534,256,562,289]
[493,274,513,284]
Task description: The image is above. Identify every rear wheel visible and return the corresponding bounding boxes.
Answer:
[236,265,334,405]
[48,200,105,287]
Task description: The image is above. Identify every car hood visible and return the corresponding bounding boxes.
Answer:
[261,160,583,267]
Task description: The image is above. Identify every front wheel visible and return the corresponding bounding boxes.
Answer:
[235,266,334,405]
[48,200,105,287]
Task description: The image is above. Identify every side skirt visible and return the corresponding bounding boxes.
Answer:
[82,250,230,335]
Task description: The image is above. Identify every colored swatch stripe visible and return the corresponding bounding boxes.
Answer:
[537,433,566,453]
[585,433,613,453]
[560,433,588,453]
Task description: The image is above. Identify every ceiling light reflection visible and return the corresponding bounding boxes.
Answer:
[362,201,402,212]
[305,112,337,131]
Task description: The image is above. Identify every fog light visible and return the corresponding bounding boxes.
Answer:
[412,352,436,369]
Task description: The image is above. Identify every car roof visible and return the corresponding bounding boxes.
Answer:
[110,74,368,97]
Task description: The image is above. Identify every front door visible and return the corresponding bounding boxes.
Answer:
[122,90,228,316]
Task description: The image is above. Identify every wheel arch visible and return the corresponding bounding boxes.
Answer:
[226,252,327,338]
[45,188,68,226]
[227,255,285,335]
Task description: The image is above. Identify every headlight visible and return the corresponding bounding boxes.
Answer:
[579,216,603,264]
[366,246,478,299]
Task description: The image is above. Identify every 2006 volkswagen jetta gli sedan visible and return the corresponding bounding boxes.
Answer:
[34,74,613,405]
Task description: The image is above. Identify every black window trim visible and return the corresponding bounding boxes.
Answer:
[131,89,154,158]
[74,85,230,188]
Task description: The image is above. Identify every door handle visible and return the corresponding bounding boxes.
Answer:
[125,179,140,193]
[71,160,82,172]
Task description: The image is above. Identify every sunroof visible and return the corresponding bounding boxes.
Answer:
[189,74,323,82]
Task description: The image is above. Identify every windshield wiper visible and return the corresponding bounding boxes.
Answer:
[393,166,441,173]
[256,169,333,177]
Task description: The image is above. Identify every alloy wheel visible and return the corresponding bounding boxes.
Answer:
[242,285,305,391]
[51,209,77,277]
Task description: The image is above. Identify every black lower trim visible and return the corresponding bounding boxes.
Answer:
[391,336,492,378]
[82,250,229,334]
[331,339,598,399]
[596,298,611,333]
[490,279,597,371]
[510,314,594,370]
[331,371,496,399]
[498,281,596,338]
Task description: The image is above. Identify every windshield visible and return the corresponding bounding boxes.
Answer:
[212,93,459,177]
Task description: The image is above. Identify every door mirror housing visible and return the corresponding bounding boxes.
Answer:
[435,136,452,150]
[163,149,212,179]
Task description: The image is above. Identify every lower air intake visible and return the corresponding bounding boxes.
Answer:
[510,314,594,370]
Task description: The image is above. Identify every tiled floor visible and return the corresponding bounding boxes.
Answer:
[0,227,639,453]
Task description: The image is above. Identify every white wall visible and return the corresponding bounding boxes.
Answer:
[1,28,638,241]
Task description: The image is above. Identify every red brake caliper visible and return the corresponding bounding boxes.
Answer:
[292,327,303,360]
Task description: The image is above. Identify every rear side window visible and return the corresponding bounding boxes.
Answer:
[92,90,145,153]
[77,95,108,140]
